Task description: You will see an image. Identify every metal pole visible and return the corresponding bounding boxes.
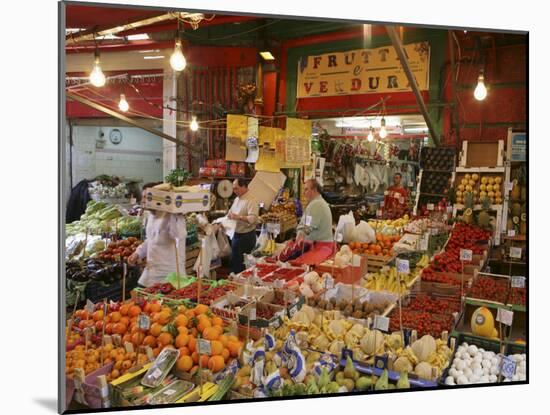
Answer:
[448,31,461,147]
[66,91,200,153]
[385,26,440,146]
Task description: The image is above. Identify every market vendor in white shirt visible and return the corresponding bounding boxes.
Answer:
[227,178,259,274]
[127,184,187,287]
[296,179,333,242]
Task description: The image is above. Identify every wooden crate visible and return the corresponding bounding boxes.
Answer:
[459,140,504,167]
[363,253,394,273]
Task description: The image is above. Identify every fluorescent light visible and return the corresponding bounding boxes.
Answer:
[138,49,161,53]
[66,28,86,34]
[143,55,165,60]
[127,33,150,41]
[259,51,275,61]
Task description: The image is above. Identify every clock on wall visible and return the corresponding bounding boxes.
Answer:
[109,128,123,145]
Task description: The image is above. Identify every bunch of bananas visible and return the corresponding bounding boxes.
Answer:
[363,267,413,294]
[261,239,277,255]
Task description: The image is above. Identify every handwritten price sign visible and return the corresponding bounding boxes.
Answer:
[460,249,473,262]
[500,356,517,380]
[396,258,410,274]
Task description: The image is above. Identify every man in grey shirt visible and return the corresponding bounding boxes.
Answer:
[296,179,333,242]
[227,178,259,273]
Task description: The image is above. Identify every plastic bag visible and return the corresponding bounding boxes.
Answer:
[351,220,376,243]
[335,211,355,243]
[255,224,269,252]
[216,229,231,258]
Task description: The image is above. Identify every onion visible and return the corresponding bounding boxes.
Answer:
[473,354,483,364]
[449,368,458,378]
[481,359,492,369]
[457,375,468,385]
[463,367,473,378]
[488,374,497,383]
[467,345,478,356]
[473,367,484,378]
[455,360,466,371]
[445,376,456,385]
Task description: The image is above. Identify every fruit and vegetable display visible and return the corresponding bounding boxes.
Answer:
[363,255,429,293]
[277,240,312,262]
[67,300,244,384]
[467,275,509,303]
[443,342,526,385]
[307,295,391,320]
[260,201,298,225]
[96,237,142,261]
[349,235,400,257]
[421,224,489,281]
[389,309,455,338]
[420,171,453,195]
[66,258,125,285]
[141,280,238,305]
[420,147,455,171]
[367,216,410,236]
[89,181,128,200]
[509,287,526,306]
[66,201,142,236]
[455,174,504,205]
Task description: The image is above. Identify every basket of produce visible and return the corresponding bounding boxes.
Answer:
[466,272,510,305]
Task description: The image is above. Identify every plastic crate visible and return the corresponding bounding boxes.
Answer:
[85,271,139,303]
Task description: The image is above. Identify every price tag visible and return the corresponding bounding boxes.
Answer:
[430,227,439,236]
[376,209,383,218]
[443,214,448,222]
[305,215,312,226]
[500,356,517,380]
[288,304,299,318]
[374,355,389,370]
[163,389,176,396]
[447,206,454,214]
[510,247,522,259]
[138,313,151,330]
[427,203,435,211]
[419,234,429,251]
[505,182,514,192]
[249,307,257,321]
[380,201,385,208]
[399,197,405,204]
[507,230,516,237]
[496,308,514,326]
[85,299,95,315]
[396,259,410,274]
[152,368,163,379]
[460,249,473,262]
[511,276,526,288]
[373,315,390,332]
[259,202,265,209]
[198,339,211,355]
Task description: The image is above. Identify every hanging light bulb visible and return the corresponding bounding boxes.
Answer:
[118,94,129,112]
[474,71,487,101]
[170,39,187,71]
[190,116,199,132]
[89,51,106,87]
[367,127,374,142]
[379,117,388,139]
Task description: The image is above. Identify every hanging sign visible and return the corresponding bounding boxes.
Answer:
[297,42,430,98]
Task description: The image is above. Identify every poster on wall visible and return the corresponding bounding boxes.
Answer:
[226,114,248,161]
[296,42,430,98]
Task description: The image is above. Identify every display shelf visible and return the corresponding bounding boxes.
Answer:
[464,297,507,310]
[450,330,526,350]
[453,203,503,211]
[455,166,505,173]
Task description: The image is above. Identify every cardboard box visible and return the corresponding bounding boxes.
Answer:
[210,292,252,320]
[144,188,211,214]
[315,255,367,284]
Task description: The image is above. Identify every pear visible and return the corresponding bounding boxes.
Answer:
[344,355,358,380]
[342,378,355,391]
[396,370,410,389]
[335,371,346,386]
[374,369,389,390]
[356,376,373,391]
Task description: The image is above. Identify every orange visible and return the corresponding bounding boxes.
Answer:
[199,354,209,368]
[211,316,223,327]
[149,302,161,314]
[142,335,156,347]
[210,340,223,356]
[113,323,127,335]
[92,310,104,322]
[131,332,145,346]
[122,334,132,345]
[188,337,197,353]
[202,327,219,341]
[191,351,199,364]
[197,318,211,334]
[194,304,209,316]
[174,314,189,328]
[175,333,189,348]
[152,347,161,357]
[122,360,132,370]
[212,325,223,336]
[120,317,130,327]
[176,355,193,372]
[129,305,141,318]
[207,355,225,373]
[110,311,122,323]
[105,323,114,335]
[221,348,230,362]
[149,323,163,337]
[178,346,190,356]
[157,311,171,325]
[119,304,130,316]
[227,341,241,357]
[190,328,198,337]
[111,369,120,379]
[177,326,189,335]
[219,335,229,348]
[227,335,239,343]
[95,321,104,332]
[157,332,174,347]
